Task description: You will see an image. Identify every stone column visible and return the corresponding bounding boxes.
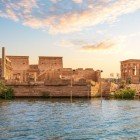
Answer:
[1,47,6,79]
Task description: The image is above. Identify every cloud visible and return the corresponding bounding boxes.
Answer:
[49,0,140,34]
[72,0,83,4]
[0,0,37,19]
[4,9,18,21]
[81,40,115,51]
[0,0,139,34]
[58,39,87,48]
[58,39,117,52]
[49,0,62,3]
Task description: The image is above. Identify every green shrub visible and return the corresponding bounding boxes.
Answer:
[0,81,14,99]
[1,87,14,99]
[114,88,135,99]
[0,82,6,93]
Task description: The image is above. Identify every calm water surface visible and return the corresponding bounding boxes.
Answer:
[0,98,140,140]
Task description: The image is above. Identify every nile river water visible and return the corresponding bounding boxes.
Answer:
[0,98,140,140]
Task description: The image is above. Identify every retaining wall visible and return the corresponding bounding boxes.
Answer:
[8,85,90,97]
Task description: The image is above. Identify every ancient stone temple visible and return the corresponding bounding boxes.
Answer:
[121,59,140,84]
[38,56,63,72]
[0,47,13,80]
[0,47,101,83]
[6,56,29,82]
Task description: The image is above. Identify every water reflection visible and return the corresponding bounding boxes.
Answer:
[0,98,140,139]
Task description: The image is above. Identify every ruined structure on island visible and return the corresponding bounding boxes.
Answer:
[121,59,140,84]
[0,47,101,84]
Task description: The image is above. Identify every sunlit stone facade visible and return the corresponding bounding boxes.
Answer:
[0,47,100,83]
[121,59,140,84]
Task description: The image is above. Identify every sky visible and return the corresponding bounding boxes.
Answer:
[0,0,140,77]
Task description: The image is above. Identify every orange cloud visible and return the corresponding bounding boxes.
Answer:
[48,0,140,33]
[81,40,115,51]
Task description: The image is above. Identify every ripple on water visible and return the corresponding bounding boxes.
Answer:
[0,99,140,139]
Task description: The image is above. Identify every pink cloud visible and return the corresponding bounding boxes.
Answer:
[72,0,83,4]
[0,0,139,34]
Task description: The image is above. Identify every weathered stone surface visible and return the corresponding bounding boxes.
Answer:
[91,83,100,97]
[6,81,118,98]
[121,59,140,84]
[110,83,118,92]
[38,68,100,83]
[0,48,101,84]
[38,56,63,71]
[91,82,118,97]
[10,85,90,97]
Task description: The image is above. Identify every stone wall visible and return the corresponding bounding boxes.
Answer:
[121,59,140,84]
[74,68,100,82]
[6,56,29,82]
[0,52,13,80]
[91,82,118,97]
[0,59,2,78]
[38,56,63,72]
[8,84,90,97]
[91,82,100,97]
[7,56,29,71]
[38,68,100,82]
[6,81,118,98]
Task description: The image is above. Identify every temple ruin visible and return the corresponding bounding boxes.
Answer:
[121,59,140,84]
[0,47,101,84]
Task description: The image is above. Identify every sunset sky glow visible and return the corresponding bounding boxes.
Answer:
[0,0,140,77]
